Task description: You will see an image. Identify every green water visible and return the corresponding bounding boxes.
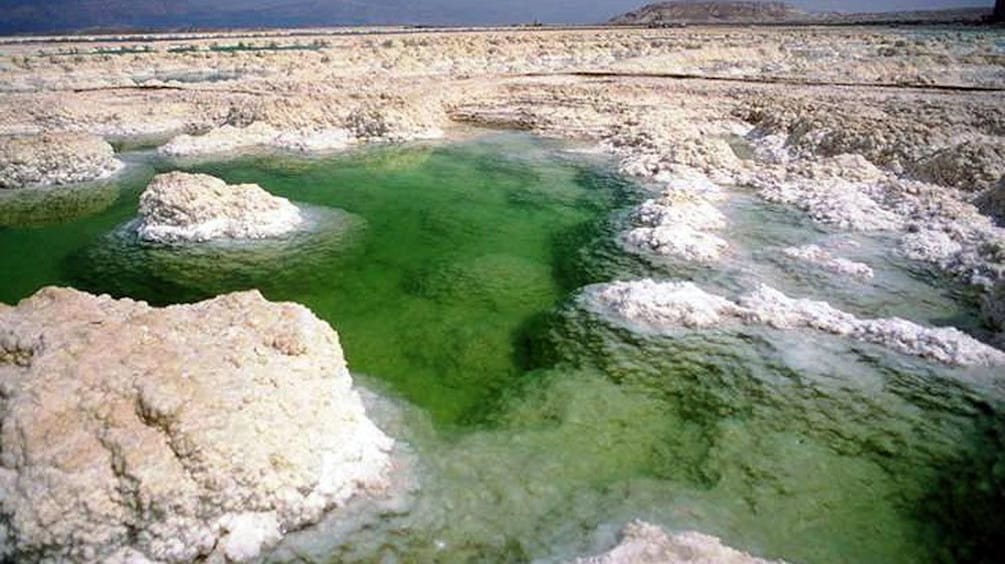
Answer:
[0,133,1002,563]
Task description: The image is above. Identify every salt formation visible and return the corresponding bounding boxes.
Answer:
[782,245,874,279]
[745,168,902,232]
[136,171,304,243]
[588,280,742,330]
[158,103,443,159]
[573,520,780,564]
[899,229,963,263]
[908,141,1005,192]
[0,287,394,562]
[0,133,122,188]
[158,123,284,157]
[984,280,1005,336]
[620,170,729,263]
[158,124,358,158]
[976,176,1005,225]
[585,280,1005,367]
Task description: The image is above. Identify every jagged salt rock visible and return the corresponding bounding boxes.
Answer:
[158,123,279,158]
[620,193,728,262]
[900,229,962,263]
[0,287,394,562]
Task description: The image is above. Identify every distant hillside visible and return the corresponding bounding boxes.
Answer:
[609,1,993,25]
[609,1,805,25]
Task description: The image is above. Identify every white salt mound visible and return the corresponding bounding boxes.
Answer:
[136,171,304,243]
[0,287,394,562]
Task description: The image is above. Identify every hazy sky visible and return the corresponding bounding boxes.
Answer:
[0,0,994,33]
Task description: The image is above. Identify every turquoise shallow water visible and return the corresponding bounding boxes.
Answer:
[0,133,1002,563]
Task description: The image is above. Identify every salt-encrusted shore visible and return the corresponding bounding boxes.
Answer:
[0,287,394,562]
[0,133,122,189]
[136,171,305,243]
[583,279,1005,367]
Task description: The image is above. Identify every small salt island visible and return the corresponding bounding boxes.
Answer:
[136,171,305,243]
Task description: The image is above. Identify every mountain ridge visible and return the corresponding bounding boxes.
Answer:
[609,1,993,25]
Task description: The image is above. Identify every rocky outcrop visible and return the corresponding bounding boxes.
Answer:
[136,171,305,243]
[0,287,394,562]
[573,520,779,564]
[0,133,122,189]
[584,279,1005,367]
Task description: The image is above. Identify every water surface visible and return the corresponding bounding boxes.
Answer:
[0,133,1001,563]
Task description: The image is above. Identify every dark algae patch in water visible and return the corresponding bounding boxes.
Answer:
[1,133,1003,562]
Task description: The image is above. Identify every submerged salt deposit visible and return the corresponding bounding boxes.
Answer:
[573,520,781,564]
[136,171,305,243]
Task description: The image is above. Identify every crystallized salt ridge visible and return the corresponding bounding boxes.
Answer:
[584,279,1005,367]
[782,245,874,280]
[136,171,305,243]
[572,520,782,564]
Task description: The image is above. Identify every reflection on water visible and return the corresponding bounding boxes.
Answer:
[0,175,124,228]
